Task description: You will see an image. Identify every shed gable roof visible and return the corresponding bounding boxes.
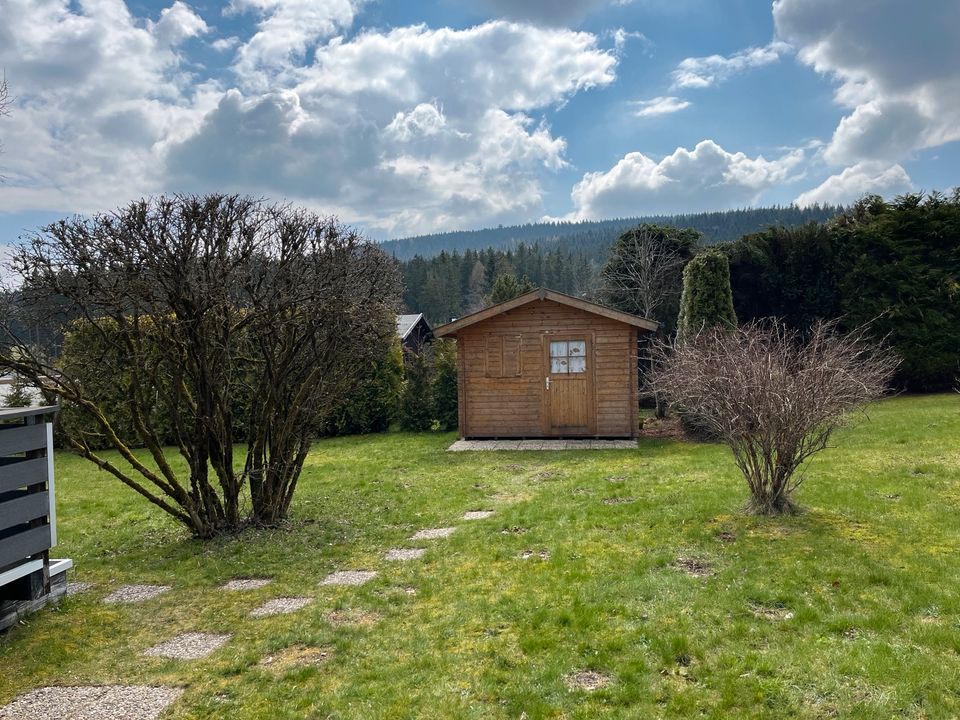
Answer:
[396,313,429,340]
[434,288,658,337]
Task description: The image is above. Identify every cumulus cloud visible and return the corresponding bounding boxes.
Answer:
[671,41,790,89]
[228,0,361,77]
[632,96,690,118]
[151,1,209,46]
[794,162,912,207]
[0,0,617,236]
[0,0,217,213]
[567,139,805,219]
[168,20,616,234]
[774,0,960,163]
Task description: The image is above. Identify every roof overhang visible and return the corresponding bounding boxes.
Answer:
[434,288,659,337]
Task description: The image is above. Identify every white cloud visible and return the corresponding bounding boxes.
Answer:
[0,0,617,236]
[774,0,960,164]
[671,41,790,89]
[0,0,218,213]
[567,139,804,219]
[794,162,912,207]
[228,0,361,78]
[164,20,616,234]
[151,1,208,46]
[632,96,690,117]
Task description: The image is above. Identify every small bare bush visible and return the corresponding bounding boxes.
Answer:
[650,320,898,514]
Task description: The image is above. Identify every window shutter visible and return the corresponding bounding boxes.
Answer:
[503,335,522,376]
[485,335,522,377]
[485,335,503,377]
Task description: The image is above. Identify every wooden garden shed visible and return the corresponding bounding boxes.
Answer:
[434,288,658,439]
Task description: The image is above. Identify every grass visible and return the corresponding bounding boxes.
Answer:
[2,394,959,718]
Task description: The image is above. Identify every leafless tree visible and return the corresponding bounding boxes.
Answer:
[649,320,898,515]
[601,226,686,320]
[601,226,690,417]
[0,72,10,165]
[0,195,401,537]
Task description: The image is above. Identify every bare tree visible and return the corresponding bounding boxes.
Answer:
[0,195,401,537]
[650,320,898,515]
[601,225,695,417]
[0,72,10,164]
[601,226,686,320]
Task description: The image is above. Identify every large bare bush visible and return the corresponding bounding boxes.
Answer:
[0,195,401,537]
[650,320,898,514]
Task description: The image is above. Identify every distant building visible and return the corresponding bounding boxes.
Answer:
[396,313,433,352]
[0,373,42,407]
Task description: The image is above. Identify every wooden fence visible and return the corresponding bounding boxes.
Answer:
[0,406,67,630]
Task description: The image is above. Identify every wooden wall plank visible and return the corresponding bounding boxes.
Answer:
[0,525,51,570]
[0,457,48,495]
[0,492,50,533]
[0,424,47,456]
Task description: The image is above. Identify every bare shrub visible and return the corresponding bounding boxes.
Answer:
[650,320,898,514]
[0,195,400,537]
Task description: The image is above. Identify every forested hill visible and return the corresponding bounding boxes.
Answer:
[382,205,843,260]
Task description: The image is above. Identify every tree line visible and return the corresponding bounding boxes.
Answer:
[383,205,843,261]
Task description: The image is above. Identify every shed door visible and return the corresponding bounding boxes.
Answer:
[543,335,594,436]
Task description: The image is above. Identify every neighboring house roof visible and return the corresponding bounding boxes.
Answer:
[434,287,659,337]
[396,313,429,340]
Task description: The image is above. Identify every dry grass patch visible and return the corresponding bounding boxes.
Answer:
[672,556,713,577]
[258,645,333,672]
[749,602,795,621]
[564,670,612,692]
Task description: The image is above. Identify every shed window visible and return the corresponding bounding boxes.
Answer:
[485,335,522,377]
[550,339,586,374]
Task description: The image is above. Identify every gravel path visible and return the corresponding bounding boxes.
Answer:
[0,685,183,719]
[143,633,231,660]
[384,548,425,561]
[320,570,378,586]
[102,585,170,604]
[410,527,456,540]
[222,578,272,591]
[250,597,312,617]
[65,581,93,597]
[462,510,494,520]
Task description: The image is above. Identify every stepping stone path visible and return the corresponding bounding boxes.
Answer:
[222,578,272,591]
[65,581,93,597]
[321,570,378,586]
[0,686,183,720]
[385,548,425,561]
[250,597,312,618]
[143,632,231,660]
[103,584,170,604]
[411,527,456,540]
[10,503,486,716]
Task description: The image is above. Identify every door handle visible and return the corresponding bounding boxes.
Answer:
[545,376,550,390]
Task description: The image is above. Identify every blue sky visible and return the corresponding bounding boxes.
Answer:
[0,0,957,242]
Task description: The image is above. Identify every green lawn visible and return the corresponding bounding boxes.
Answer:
[2,394,959,719]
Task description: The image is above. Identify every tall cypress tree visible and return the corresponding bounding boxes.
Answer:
[677,250,737,342]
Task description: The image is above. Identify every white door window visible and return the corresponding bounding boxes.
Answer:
[550,339,586,374]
